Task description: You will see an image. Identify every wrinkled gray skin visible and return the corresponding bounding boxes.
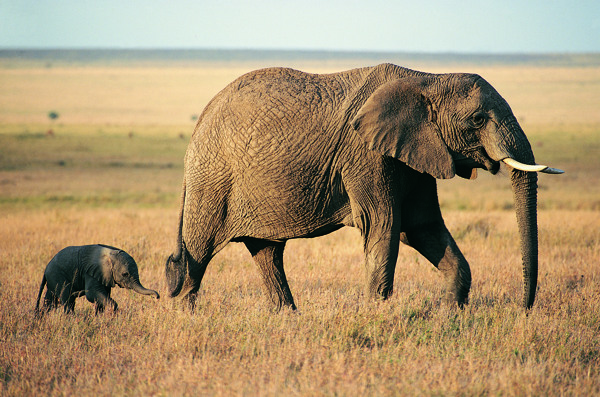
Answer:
[36,244,159,314]
[166,63,559,311]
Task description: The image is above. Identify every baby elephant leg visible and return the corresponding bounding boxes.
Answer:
[43,289,60,312]
[85,277,117,314]
[57,282,78,313]
[64,290,85,313]
[89,290,118,314]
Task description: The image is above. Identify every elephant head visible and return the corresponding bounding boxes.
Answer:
[353,73,563,308]
[103,249,160,299]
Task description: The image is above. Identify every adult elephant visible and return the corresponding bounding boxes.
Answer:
[165,63,562,311]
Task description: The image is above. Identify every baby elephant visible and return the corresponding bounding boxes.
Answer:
[35,244,160,314]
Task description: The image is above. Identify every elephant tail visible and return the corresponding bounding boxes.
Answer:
[35,274,47,314]
[165,178,187,297]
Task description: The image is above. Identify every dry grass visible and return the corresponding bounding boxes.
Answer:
[1,209,599,395]
[1,57,599,395]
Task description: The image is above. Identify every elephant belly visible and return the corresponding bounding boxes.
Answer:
[44,270,85,298]
[227,176,352,241]
[182,166,352,255]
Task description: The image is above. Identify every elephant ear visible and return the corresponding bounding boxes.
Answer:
[80,245,116,287]
[351,78,455,179]
[97,247,116,287]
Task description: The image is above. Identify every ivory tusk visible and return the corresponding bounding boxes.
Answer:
[540,166,565,174]
[502,158,564,174]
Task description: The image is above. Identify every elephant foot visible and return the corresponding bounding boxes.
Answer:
[184,291,198,312]
[268,293,297,312]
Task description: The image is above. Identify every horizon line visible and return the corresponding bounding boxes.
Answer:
[1,47,598,57]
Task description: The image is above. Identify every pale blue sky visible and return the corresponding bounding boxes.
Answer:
[1,0,598,53]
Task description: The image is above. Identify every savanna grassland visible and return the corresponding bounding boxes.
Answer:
[1,51,599,396]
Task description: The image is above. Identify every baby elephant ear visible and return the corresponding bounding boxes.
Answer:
[352,78,455,179]
[89,246,116,287]
[102,250,117,287]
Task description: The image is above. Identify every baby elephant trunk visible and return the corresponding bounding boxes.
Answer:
[131,281,160,299]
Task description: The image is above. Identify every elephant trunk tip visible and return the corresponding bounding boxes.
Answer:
[132,283,160,299]
[142,289,160,299]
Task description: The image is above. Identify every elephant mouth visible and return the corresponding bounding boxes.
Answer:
[454,149,500,177]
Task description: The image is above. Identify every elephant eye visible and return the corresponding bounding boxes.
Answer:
[471,112,487,128]
[122,272,129,278]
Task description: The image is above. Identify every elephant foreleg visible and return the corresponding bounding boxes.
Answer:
[244,239,296,310]
[93,294,118,314]
[364,233,401,300]
[85,279,118,314]
[401,223,471,307]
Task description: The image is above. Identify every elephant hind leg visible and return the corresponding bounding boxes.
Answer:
[182,252,212,312]
[56,283,77,313]
[43,290,60,312]
[65,295,77,313]
[244,238,296,311]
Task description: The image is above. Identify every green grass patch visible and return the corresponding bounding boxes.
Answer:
[0,191,178,210]
[0,124,188,171]
[0,124,188,210]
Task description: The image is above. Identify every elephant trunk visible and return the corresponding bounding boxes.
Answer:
[510,168,538,309]
[483,120,542,309]
[131,280,160,299]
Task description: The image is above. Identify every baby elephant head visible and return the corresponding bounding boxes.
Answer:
[105,249,160,299]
